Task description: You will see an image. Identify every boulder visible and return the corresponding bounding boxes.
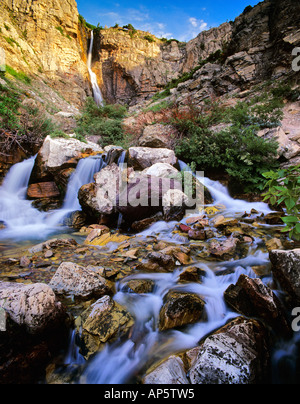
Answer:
[0,281,66,334]
[75,295,134,359]
[159,291,205,331]
[128,147,177,170]
[269,249,300,304]
[208,236,240,260]
[116,174,183,223]
[78,163,123,218]
[143,356,189,384]
[142,162,179,179]
[138,124,177,149]
[188,317,270,384]
[49,262,113,299]
[224,274,291,337]
[27,182,60,199]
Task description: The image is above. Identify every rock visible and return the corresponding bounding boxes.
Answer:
[49,262,113,299]
[266,238,283,252]
[34,136,103,179]
[27,182,60,199]
[188,317,270,384]
[0,282,66,334]
[76,295,134,359]
[142,163,179,179]
[138,124,177,149]
[78,163,122,218]
[188,229,206,240]
[19,256,31,268]
[28,238,78,254]
[116,174,183,224]
[269,249,300,304]
[143,356,189,384]
[163,189,191,221]
[224,274,291,337]
[159,291,205,331]
[125,279,155,294]
[131,212,164,232]
[258,127,300,160]
[209,236,239,260]
[128,147,177,170]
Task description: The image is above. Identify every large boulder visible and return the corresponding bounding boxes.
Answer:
[269,249,300,304]
[116,174,190,224]
[128,147,177,170]
[75,295,134,359]
[138,124,177,149]
[49,262,113,299]
[188,317,270,384]
[224,274,291,337]
[0,281,65,334]
[78,163,123,219]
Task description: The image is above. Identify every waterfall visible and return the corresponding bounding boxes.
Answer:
[178,160,271,214]
[87,31,104,106]
[0,155,105,240]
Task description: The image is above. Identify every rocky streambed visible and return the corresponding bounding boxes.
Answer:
[0,137,300,384]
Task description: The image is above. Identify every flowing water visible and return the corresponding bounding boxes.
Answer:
[87,31,104,107]
[0,155,298,383]
[0,155,105,240]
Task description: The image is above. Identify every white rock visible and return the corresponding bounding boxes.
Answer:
[142,163,179,179]
[143,356,189,384]
[0,282,64,334]
[128,147,177,170]
[39,135,103,169]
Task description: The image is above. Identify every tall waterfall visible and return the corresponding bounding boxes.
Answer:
[87,31,104,106]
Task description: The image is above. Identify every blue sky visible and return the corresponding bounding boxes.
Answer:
[76,0,261,42]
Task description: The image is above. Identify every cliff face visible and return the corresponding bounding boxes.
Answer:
[0,0,91,107]
[90,0,300,106]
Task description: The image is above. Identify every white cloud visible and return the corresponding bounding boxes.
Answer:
[189,17,198,28]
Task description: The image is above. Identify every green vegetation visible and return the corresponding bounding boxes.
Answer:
[0,81,57,155]
[78,15,103,34]
[262,165,300,240]
[75,97,128,147]
[4,65,31,84]
[3,36,20,48]
[144,35,156,43]
[173,88,285,192]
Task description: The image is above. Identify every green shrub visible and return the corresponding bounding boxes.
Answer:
[262,165,300,240]
[75,97,127,147]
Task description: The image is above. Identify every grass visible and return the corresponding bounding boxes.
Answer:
[5,65,31,84]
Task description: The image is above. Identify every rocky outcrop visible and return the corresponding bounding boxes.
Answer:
[269,249,300,305]
[0,0,91,107]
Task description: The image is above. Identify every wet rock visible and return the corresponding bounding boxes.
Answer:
[188,317,270,384]
[188,229,206,240]
[224,274,291,337]
[125,279,155,294]
[143,356,189,384]
[163,189,190,221]
[49,262,113,299]
[179,266,205,283]
[269,249,300,304]
[19,256,31,268]
[76,295,134,359]
[27,182,60,199]
[266,238,283,252]
[0,281,66,334]
[159,291,205,331]
[78,163,122,218]
[128,147,177,170]
[28,238,78,254]
[131,212,163,232]
[208,236,239,260]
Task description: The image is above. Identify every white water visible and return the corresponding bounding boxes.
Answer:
[178,160,272,215]
[87,31,104,106]
[0,155,105,240]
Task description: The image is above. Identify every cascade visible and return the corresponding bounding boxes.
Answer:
[0,155,105,240]
[87,31,104,106]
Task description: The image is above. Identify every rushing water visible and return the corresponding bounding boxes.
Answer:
[87,31,104,106]
[0,155,297,383]
[0,155,105,240]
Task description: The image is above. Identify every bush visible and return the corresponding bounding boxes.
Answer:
[262,165,300,240]
[75,97,128,147]
[173,97,280,192]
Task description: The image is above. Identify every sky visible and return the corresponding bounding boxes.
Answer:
[76,0,261,42]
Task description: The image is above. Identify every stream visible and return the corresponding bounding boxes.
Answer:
[0,154,299,384]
